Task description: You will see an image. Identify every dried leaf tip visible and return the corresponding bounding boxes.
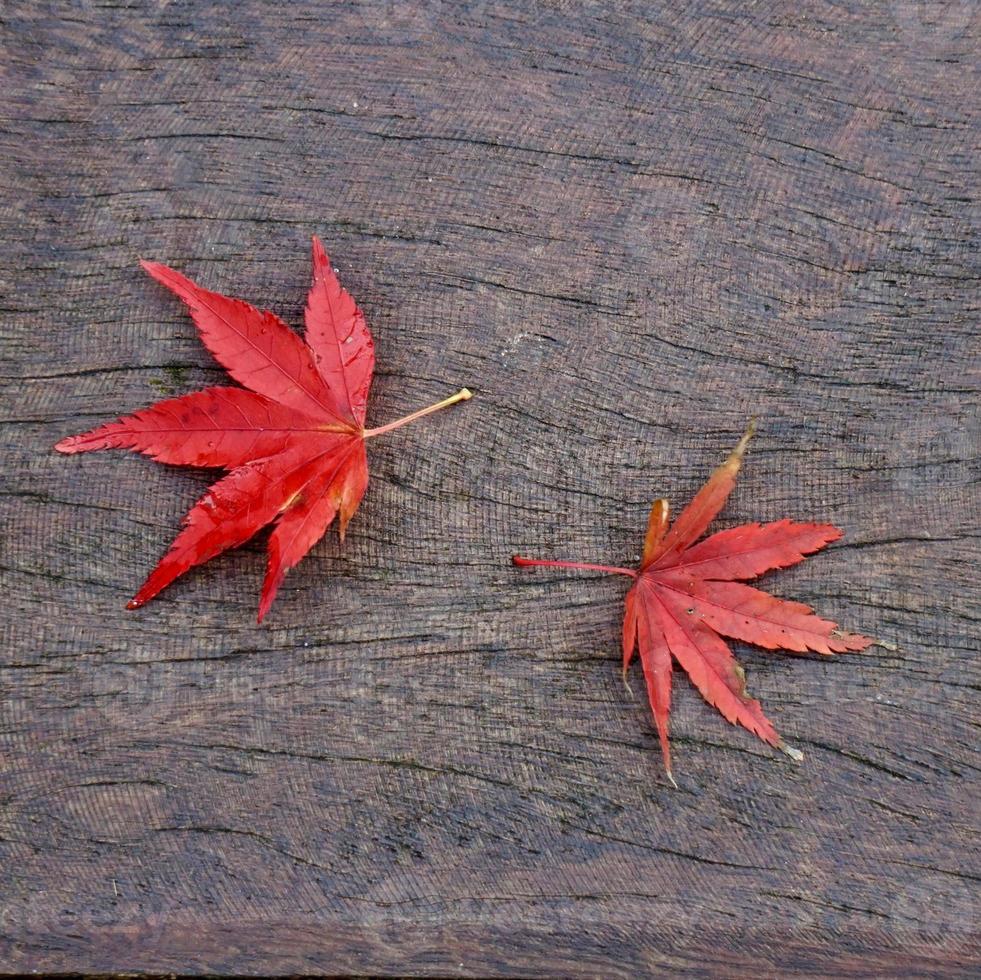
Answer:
[642,498,670,566]
[869,637,899,652]
[729,417,757,464]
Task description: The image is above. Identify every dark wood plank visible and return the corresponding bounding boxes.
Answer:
[1,1,978,975]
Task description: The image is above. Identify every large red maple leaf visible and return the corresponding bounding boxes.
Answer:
[56,237,471,620]
[514,424,875,783]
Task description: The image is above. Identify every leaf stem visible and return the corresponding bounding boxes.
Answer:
[363,388,472,439]
[512,555,637,578]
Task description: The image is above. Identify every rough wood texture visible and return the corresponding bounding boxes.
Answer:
[1,1,978,976]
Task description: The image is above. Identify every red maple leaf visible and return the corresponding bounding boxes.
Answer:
[513,423,875,783]
[56,237,471,621]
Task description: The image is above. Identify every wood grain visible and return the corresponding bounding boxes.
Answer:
[1,1,978,975]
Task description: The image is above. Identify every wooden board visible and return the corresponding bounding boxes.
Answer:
[1,1,978,975]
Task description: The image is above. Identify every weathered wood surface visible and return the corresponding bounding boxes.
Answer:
[1,1,978,975]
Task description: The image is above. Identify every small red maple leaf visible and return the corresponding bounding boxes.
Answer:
[56,237,471,621]
[513,423,875,783]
